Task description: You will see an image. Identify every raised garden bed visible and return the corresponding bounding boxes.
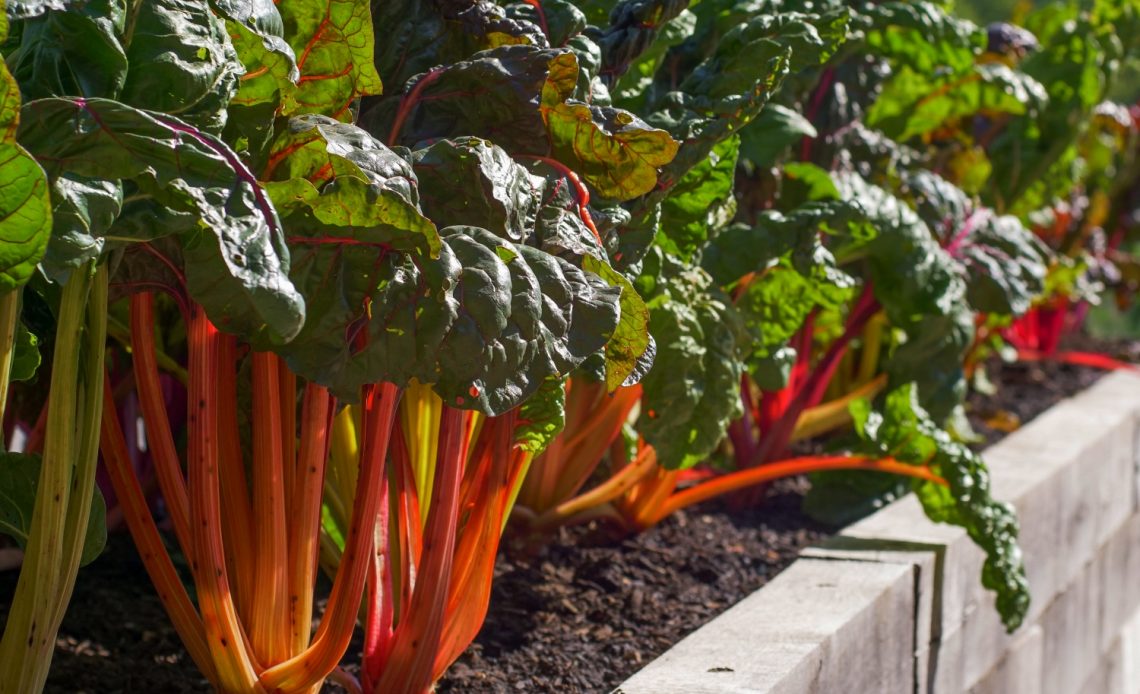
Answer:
[617,369,1140,694]
[1,355,1119,693]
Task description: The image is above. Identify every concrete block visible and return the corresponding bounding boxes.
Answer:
[613,559,915,694]
[802,538,939,692]
[1078,637,1125,694]
[1121,607,1140,694]
[968,625,1042,694]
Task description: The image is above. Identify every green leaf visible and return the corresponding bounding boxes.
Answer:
[5,0,128,101]
[608,7,696,112]
[832,172,972,420]
[656,135,738,260]
[858,1,983,75]
[0,452,107,566]
[411,137,543,243]
[867,63,1047,142]
[0,26,51,293]
[280,220,620,414]
[370,0,545,97]
[849,384,1030,631]
[903,171,1049,316]
[595,0,691,86]
[514,376,567,455]
[278,0,384,117]
[370,45,565,152]
[21,97,305,346]
[11,321,40,382]
[120,0,244,133]
[543,98,679,202]
[738,104,817,167]
[214,0,299,98]
[636,249,745,469]
[582,255,651,390]
[39,175,122,284]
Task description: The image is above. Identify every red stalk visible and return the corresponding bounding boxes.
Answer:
[388,68,446,146]
[750,287,880,466]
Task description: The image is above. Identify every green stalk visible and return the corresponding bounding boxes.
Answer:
[0,262,107,692]
[0,288,19,443]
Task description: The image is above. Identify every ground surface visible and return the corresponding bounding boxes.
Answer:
[0,346,1129,693]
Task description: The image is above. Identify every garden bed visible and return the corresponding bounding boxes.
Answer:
[0,350,1121,693]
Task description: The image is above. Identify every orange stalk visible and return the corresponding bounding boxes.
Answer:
[249,350,291,665]
[129,294,192,555]
[216,333,255,621]
[530,444,658,531]
[99,375,218,685]
[287,383,334,656]
[374,406,469,694]
[642,455,946,529]
[259,382,402,692]
[186,309,262,691]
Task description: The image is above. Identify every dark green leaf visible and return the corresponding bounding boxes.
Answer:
[411,137,543,243]
[120,0,243,133]
[21,97,305,346]
[656,135,737,260]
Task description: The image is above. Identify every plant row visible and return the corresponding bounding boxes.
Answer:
[0,0,1138,691]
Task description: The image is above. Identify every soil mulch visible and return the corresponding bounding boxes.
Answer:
[0,344,1131,693]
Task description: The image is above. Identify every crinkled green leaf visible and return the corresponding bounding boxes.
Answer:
[701,202,858,288]
[850,384,1030,631]
[370,0,546,97]
[369,45,564,152]
[411,137,543,243]
[636,248,745,469]
[20,97,304,346]
[0,25,51,294]
[6,0,128,101]
[608,7,696,112]
[595,0,690,86]
[582,255,651,390]
[657,135,737,260]
[737,263,852,389]
[120,0,243,133]
[0,452,107,566]
[219,0,299,112]
[285,222,619,414]
[39,175,121,284]
[904,171,1049,316]
[507,0,586,49]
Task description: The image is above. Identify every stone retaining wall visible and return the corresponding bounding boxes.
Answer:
[615,371,1140,694]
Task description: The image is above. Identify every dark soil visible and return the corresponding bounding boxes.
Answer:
[0,340,1131,694]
